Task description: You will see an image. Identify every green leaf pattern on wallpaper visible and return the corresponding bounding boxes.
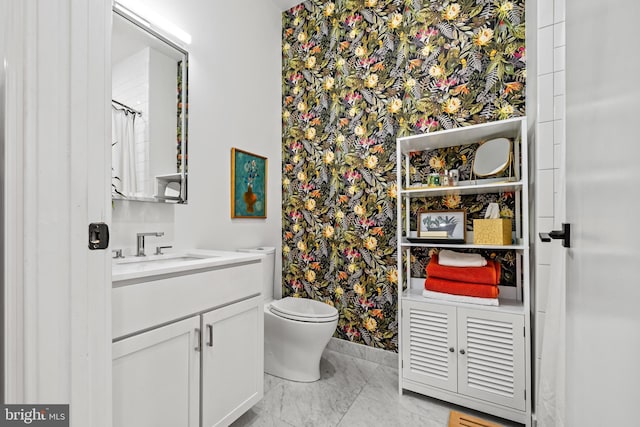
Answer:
[282,0,526,351]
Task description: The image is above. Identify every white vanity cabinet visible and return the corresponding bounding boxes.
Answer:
[112,252,265,427]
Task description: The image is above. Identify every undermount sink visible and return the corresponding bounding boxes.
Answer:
[115,254,215,266]
[112,249,262,284]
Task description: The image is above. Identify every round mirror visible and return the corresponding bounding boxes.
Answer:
[472,137,512,177]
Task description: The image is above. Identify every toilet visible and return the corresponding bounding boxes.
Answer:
[238,247,339,382]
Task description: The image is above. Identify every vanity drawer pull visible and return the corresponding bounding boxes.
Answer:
[194,328,201,352]
[206,324,214,347]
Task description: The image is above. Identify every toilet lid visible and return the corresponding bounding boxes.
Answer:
[269,297,338,322]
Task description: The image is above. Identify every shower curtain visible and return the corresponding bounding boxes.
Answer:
[112,108,139,197]
[536,168,567,427]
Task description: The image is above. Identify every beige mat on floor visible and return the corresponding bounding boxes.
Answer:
[448,410,503,427]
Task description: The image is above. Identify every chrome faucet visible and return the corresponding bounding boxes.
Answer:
[136,232,164,257]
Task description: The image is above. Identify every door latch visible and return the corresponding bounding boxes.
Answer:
[538,223,571,248]
[88,222,109,250]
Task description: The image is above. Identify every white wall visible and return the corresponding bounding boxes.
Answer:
[111,0,283,288]
[535,0,565,392]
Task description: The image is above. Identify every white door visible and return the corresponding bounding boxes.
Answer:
[201,296,263,427]
[2,1,112,423]
[564,1,640,425]
[112,317,200,427]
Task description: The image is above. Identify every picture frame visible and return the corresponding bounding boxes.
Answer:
[231,148,267,218]
[417,209,466,243]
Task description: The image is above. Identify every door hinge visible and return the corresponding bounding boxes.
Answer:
[524,326,526,337]
[524,389,526,400]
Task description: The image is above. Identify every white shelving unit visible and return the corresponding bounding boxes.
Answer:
[396,117,531,426]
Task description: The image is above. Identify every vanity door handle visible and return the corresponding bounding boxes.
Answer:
[206,324,214,347]
[194,328,201,352]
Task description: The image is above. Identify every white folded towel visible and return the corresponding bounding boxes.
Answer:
[438,249,487,267]
[422,289,499,306]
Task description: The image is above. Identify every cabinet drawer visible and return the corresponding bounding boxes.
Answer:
[113,260,262,339]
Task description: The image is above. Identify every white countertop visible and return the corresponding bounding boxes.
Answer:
[112,249,264,283]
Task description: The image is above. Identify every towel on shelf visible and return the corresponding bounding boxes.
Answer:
[426,255,501,285]
[425,277,499,299]
[422,289,499,306]
[438,249,487,267]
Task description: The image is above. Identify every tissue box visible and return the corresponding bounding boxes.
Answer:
[473,219,512,245]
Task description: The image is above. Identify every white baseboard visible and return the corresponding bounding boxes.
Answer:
[326,337,398,368]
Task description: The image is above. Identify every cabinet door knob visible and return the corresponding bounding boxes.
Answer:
[449,347,455,353]
[459,349,466,355]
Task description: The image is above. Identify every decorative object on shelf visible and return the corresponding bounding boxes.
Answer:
[418,210,466,242]
[471,137,513,179]
[449,169,459,186]
[231,148,267,218]
[473,203,512,245]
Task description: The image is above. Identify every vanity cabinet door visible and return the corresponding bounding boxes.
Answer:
[201,295,264,427]
[112,316,200,427]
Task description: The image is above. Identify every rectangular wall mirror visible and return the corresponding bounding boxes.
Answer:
[111,4,188,203]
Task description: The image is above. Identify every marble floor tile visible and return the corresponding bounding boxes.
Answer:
[256,350,379,427]
[232,349,523,427]
[232,408,297,427]
[264,373,286,395]
[335,392,442,427]
[356,364,452,423]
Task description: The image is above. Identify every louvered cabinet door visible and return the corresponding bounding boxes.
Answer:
[402,300,457,392]
[457,308,526,411]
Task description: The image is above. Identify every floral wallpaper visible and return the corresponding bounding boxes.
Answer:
[281,0,526,351]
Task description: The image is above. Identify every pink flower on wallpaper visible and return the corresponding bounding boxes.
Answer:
[289,73,303,84]
[416,27,439,42]
[344,91,363,105]
[300,183,315,192]
[289,141,303,152]
[343,248,361,260]
[356,137,376,148]
[301,253,315,263]
[288,4,304,14]
[289,211,303,222]
[358,297,374,309]
[358,57,376,68]
[358,218,376,229]
[416,117,439,132]
[344,170,362,183]
[345,14,363,27]
[299,112,315,122]
[300,42,315,51]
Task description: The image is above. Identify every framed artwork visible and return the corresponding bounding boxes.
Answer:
[231,148,267,218]
[417,209,466,243]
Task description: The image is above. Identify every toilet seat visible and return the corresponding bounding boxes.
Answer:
[269,297,339,323]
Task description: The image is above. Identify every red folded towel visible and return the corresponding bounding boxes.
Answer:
[426,254,501,285]
[425,277,499,299]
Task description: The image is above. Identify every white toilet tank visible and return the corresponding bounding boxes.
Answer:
[237,247,275,301]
